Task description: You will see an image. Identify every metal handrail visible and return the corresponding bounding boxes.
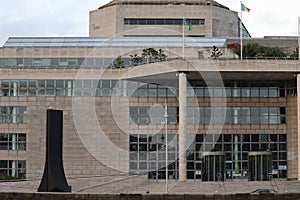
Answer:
[0,57,298,69]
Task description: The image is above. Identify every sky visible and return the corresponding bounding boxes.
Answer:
[0,0,299,46]
[217,0,299,37]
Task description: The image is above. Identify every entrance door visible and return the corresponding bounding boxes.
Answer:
[248,151,272,181]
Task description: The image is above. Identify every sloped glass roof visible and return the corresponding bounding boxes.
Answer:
[4,37,227,48]
[99,0,228,10]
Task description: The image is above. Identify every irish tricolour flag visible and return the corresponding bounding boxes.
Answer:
[241,2,250,12]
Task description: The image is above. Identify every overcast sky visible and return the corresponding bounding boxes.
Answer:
[0,0,299,46]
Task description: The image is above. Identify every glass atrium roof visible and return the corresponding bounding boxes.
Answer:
[4,37,227,48]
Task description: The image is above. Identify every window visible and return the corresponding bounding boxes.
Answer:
[138,19,147,25]
[130,19,138,25]
[0,57,132,69]
[33,59,42,66]
[6,59,16,67]
[187,106,286,125]
[0,80,10,96]
[129,134,178,179]
[186,133,287,179]
[124,19,130,25]
[18,80,27,96]
[188,80,290,98]
[132,83,175,97]
[59,58,68,66]
[46,80,55,96]
[0,106,26,124]
[147,19,155,25]
[0,79,292,99]
[130,106,178,125]
[101,80,111,96]
[28,80,36,96]
[16,58,24,67]
[0,133,26,150]
[68,58,77,66]
[41,59,51,67]
[85,58,94,66]
[164,19,173,25]
[56,80,65,96]
[50,58,58,66]
[0,160,26,179]
[124,18,205,26]
[0,59,5,67]
[83,80,93,96]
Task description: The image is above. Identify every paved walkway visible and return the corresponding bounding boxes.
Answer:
[0,175,298,194]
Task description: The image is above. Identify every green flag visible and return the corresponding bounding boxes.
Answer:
[184,20,193,31]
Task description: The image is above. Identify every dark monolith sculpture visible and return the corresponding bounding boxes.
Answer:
[38,109,71,192]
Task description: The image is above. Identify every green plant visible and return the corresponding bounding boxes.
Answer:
[211,46,222,59]
[129,54,143,66]
[0,175,18,180]
[156,48,167,61]
[255,52,266,59]
[227,42,287,58]
[113,56,124,68]
[130,48,168,66]
[141,48,158,63]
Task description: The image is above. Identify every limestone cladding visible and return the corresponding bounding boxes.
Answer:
[0,92,288,179]
[89,4,239,37]
[287,96,298,180]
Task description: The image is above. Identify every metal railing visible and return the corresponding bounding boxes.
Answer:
[0,57,298,69]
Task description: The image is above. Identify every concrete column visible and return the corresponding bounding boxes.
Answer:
[287,95,298,180]
[297,74,300,180]
[179,72,187,181]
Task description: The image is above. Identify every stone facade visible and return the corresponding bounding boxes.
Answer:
[287,96,298,180]
[89,1,239,37]
[0,58,299,180]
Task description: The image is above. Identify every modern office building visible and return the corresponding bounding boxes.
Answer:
[0,0,299,184]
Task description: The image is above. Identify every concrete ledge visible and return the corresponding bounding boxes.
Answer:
[0,193,300,200]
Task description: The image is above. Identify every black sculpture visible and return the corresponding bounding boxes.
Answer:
[38,109,71,192]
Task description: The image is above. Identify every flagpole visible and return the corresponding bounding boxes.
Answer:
[298,17,300,60]
[240,1,243,60]
[164,98,168,194]
[182,18,185,59]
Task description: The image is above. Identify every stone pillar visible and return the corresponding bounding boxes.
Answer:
[297,74,300,180]
[287,95,298,180]
[179,72,187,181]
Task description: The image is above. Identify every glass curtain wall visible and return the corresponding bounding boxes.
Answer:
[186,134,287,180]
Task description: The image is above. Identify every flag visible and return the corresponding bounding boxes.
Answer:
[241,3,250,12]
[184,20,193,31]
